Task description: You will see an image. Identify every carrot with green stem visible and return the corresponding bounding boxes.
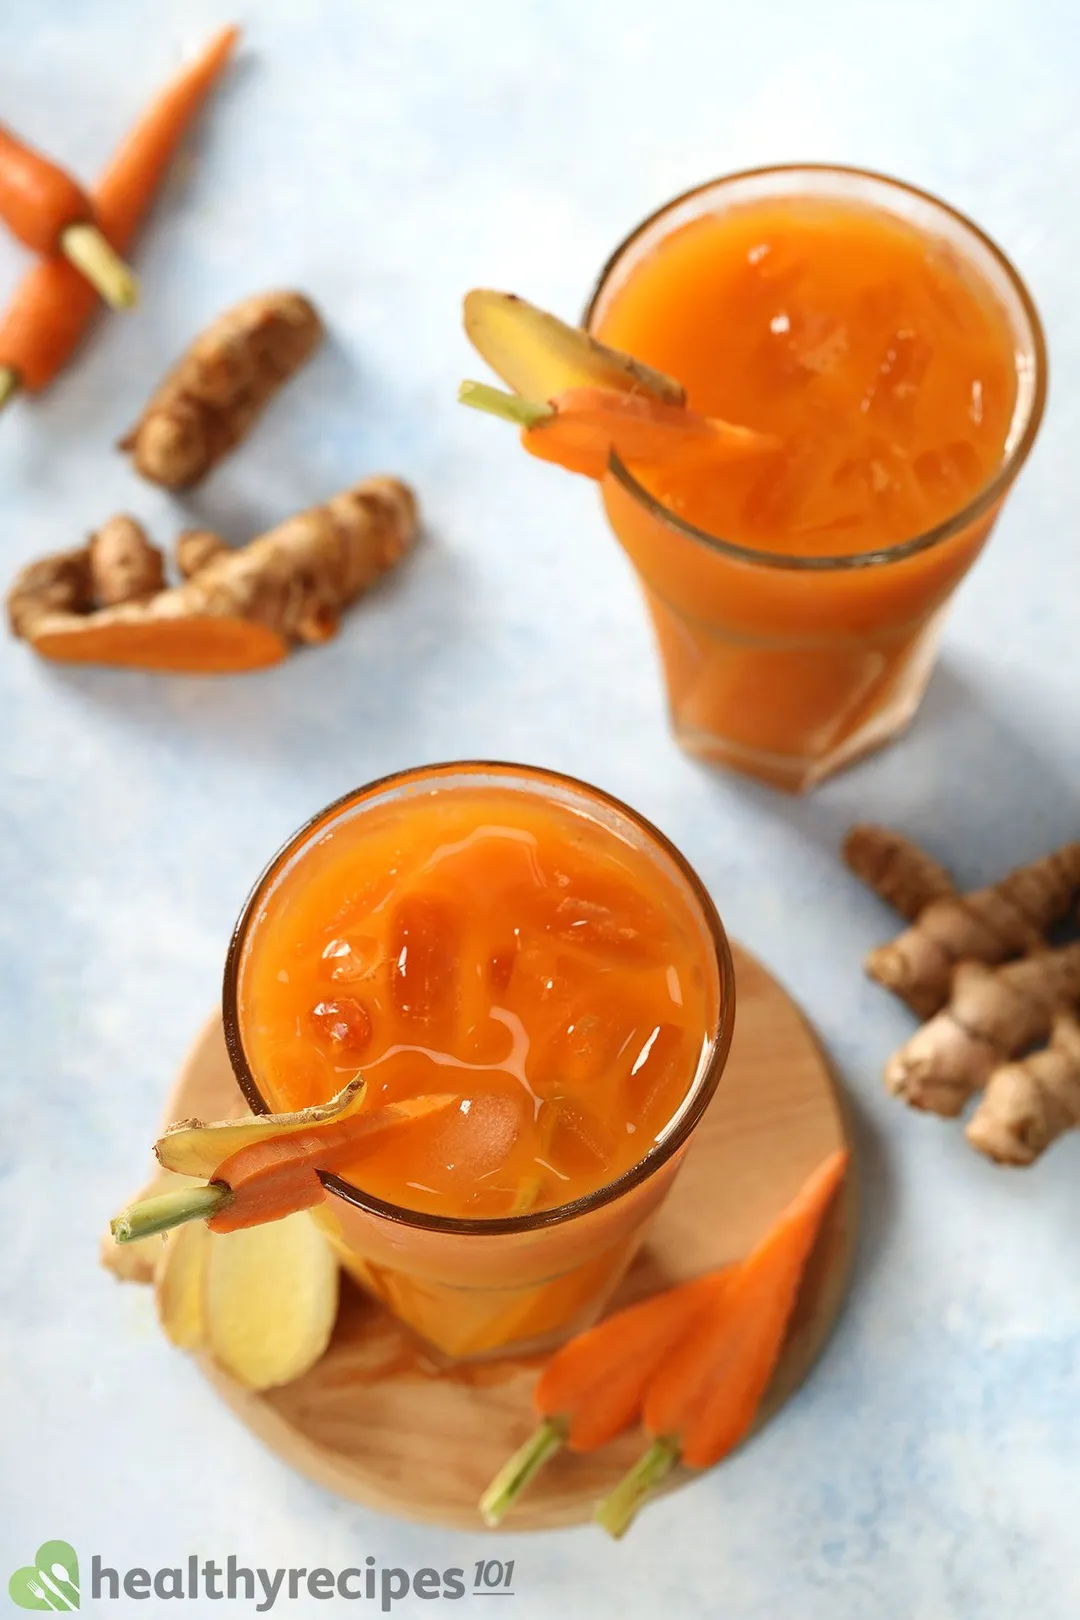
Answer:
[459,379,776,481]
[479,1269,729,1526]
[111,1080,455,1243]
[0,123,138,307]
[0,24,239,409]
[595,1148,849,1539]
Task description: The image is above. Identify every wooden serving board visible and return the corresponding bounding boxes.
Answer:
[168,943,855,1531]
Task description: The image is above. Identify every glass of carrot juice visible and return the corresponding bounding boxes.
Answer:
[222,763,734,1361]
[586,165,1046,793]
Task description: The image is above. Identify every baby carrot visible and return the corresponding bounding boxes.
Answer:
[0,123,137,307]
[595,1148,849,1538]
[479,1269,728,1526]
[0,24,239,406]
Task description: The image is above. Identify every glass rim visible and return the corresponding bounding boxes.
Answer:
[221,760,737,1239]
[583,161,1048,573]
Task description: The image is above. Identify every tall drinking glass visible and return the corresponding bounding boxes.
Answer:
[223,763,735,1360]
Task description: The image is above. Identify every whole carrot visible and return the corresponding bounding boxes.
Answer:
[479,1269,729,1526]
[0,123,138,307]
[0,24,239,408]
[595,1148,849,1538]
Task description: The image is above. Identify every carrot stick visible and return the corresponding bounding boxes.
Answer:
[479,1269,728,1526]
[206,1096,455,1232]
[595,1148,849,1538]
[458,378,777,480]
[524,386,778,480]
[0,24,239,402]
[0,123,138,307]
[110,1094,455,1243]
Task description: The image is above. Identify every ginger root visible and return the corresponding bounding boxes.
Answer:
[464,288,687,408]
[156,1220,209,1352]
[120,290,323,488]
[966,1015,1080,1166]
[884,942,1080,1115]
[7,475,417,674]
[201,1210,339,1390]
[152,1202,338,1388]
[848,828,1080,1017]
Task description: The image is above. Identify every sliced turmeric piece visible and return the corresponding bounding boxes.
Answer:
[595,1149,849,1538]
[463,288,687,407]
[6,474,417,674]
[120,290,324,489]
[480,1269,728,1526]
[460,379,775,481]
[202,1210,339,1390]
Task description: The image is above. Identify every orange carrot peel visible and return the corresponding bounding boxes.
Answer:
[458,378,776,481]
[0,24,239,405]
[0,123,138,308]
[479,1269,729,1525]
[110,1079,455,1243]
[595,1148,849,1538]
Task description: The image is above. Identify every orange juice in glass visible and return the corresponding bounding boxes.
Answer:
[223,763,734,1360]
[587,166,1046,792]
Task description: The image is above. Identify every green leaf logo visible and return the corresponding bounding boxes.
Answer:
[8,1541,80,1610]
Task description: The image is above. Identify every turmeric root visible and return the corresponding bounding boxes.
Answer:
[884,942,1080,1115]
[966,1014,1080,1165]
[120,290,323,489]
[174,528,228,578]
[88,514,165,605]
[842,824,956,921]
[6,547,92,640]
[859,837,1080,1017]
[6,475,416,674]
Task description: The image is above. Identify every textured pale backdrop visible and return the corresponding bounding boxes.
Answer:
[1,2,1078,1616]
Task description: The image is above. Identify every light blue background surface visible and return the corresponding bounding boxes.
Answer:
[1,2,1078,1616]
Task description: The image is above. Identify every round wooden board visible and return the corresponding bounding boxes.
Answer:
[168,943,855,1531]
